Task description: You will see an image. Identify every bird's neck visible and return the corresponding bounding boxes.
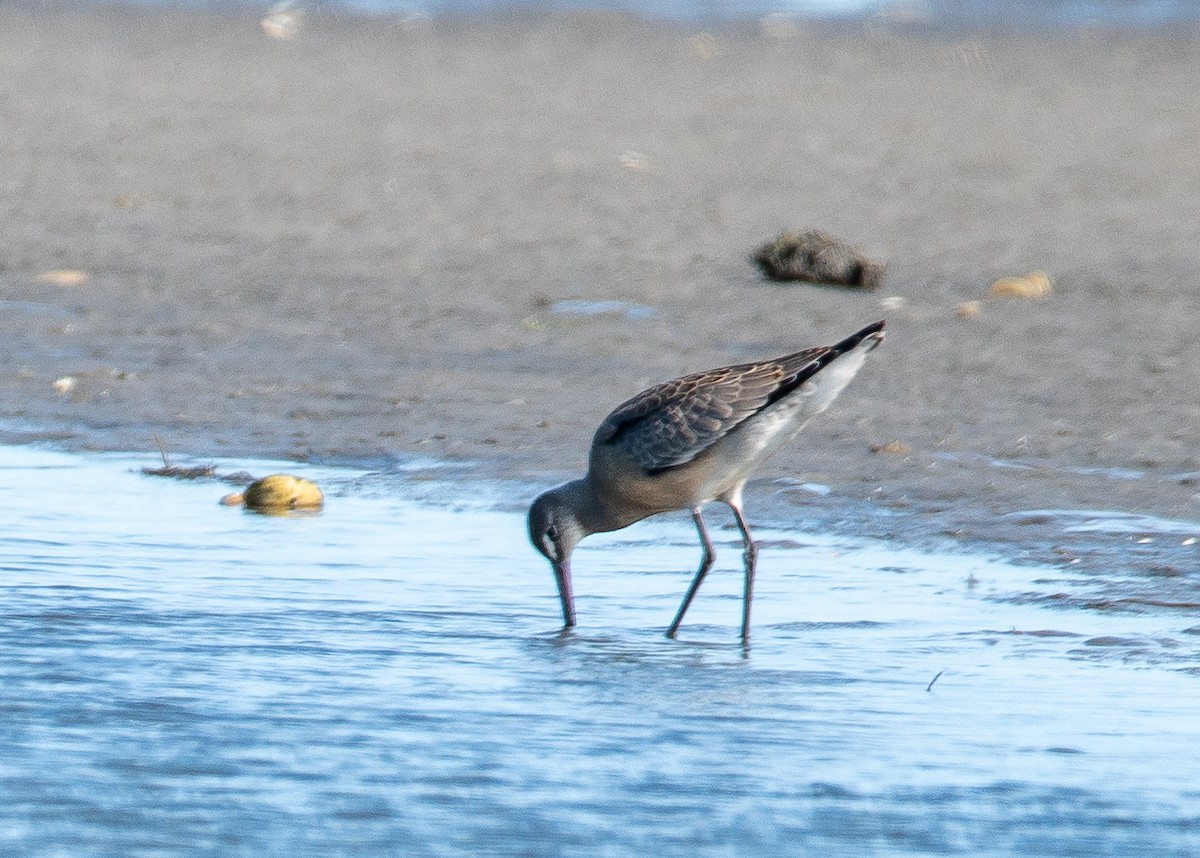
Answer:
[558,478,647,536]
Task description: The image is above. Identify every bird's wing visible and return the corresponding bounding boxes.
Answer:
[594,347,830,472]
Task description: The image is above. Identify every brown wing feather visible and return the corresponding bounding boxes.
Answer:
[590,321,885,474]
[595,348,829,472]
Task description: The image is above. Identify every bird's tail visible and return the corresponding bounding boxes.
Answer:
[771,319,885,416]
[768,319,886,411]
[830,319,886,356]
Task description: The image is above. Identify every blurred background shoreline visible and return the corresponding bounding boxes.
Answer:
[3,0,1199,570]
[48,0,1200,27]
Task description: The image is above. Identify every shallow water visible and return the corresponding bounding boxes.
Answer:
[2,445,1199,856]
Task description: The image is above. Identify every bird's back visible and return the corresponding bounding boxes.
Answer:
[586,320,885,518]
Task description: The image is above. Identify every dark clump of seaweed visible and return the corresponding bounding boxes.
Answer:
[751,229,884,290]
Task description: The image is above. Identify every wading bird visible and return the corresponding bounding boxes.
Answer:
[528,320,885,642]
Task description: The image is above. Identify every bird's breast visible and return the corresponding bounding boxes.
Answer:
[587,442,729,521]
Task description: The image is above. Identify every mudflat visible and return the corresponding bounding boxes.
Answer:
[3,5,1199,557]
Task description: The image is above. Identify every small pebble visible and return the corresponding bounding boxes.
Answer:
[619,150,649,172]
[988,271,1053,299]
[261,1,305,40]
[37,269,89,287]
[956,300,981,319]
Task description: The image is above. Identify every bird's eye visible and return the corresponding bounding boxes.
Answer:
[545,524,560,542]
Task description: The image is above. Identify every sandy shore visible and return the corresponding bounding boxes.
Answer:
[3,5,1199,560]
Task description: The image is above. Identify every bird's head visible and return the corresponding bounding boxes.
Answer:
[527,485,588,628]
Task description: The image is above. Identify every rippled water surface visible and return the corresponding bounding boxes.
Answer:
[2,445,1199,856]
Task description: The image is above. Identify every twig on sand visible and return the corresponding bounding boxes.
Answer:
[140,437,218,480]
[154,434,172,468]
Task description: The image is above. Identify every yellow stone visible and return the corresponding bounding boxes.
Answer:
[241,474,324,511]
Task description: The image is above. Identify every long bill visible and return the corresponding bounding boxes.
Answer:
[553,559,576,628]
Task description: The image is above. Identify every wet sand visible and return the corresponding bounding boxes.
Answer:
[3,5,1199,562]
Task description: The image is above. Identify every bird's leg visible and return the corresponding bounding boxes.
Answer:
[730,504,758,644]
[666,508,715,638]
